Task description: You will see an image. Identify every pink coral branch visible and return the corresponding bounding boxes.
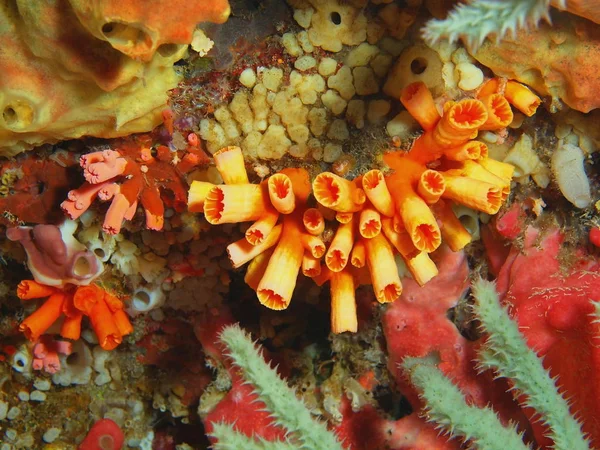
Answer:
[81,150,127,184]
[103,193,131,235]
[61,181,111,219]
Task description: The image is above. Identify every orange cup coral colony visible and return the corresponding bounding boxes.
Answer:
[16,280,132,351]
[189,81,540,334]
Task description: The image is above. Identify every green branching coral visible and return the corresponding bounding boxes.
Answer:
[403,356,529,450]
[472,279,590,450]
[402,279,590,450]
[211,324,345,450]
[422,0,565,50]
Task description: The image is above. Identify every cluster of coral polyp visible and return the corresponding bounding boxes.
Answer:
[16,280,132,351]
[190,81,539,333]
[62,134,206,234]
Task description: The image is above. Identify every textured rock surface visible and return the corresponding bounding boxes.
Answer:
[471,12,600,113]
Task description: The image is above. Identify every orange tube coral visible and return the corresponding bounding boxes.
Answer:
[381,218,438,286]
[188,181,215,213]
[504,80,541,117]
[73,284,106,315]
[244,249,273,291]
[477,77,501,97]
[112,309,134,336]
[364,233,402,303]
[432,200,472,252]
[336,212,354,224]
[350,239,366,268]
[301,234,326,258]
[61,313,83,340]
[325,219,354,272]
[400,82,441,131]
[19,292,66,341]
[268,173,296,214]
[387,177,441,253]
[89,296,122,351]
[245,207,279,246]
[19,292,67,341]
[417,169,445,205]
[227,224,282,269]
[456,160,511,201]
[213,146,249,185]
[313,172,365,213]
[359,206,382,238]
[442,174,503,214]
[478,158,515,182]
[444,141,488,161]
[204,184,269,225]
[303,208,325,235]
[302,253,322,277]
[17,280,58,300]
[433,99,488,148]
[479,94,514,130]
[257,216,305,310]
[330,269,358,333]
[362,169,394,217]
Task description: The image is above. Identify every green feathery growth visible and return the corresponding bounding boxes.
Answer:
[403,356,529,450]
[422,0,565,50]
[472,279,589,450]
[403,280,590,449]
[211,324,345,450]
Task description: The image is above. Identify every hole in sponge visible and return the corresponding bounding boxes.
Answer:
[2,101,34,130]
[157,43,180,58]
[101,22,153,55]
[330,12,342,25]
[410,57,428,75]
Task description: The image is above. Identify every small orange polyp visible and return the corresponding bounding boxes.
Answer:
[326,220,354,272]
[362,170,395,217]
[359,206,382,238]
[418,169,445,204]
[391,182,441,253]
[330,269,358,333]
[204,184,269,225]
[268,173,296,214]
[336,212,354,224]
[244,249,273,291]
[479,94,514,130]
[432,201,472,252]
[303,208,325,235]
[442,175,503,215]
[313,172,365,213]
[457,161,511,201]
[351,239,366,268]
[504,80,541,117]
[213,146,249,185]
[257,217,304,310]
[89,295,122,351]
[245,207,279,245]
[188,181,215,213]
[433,99,488,148]
[400,82,441,131]
[17,280,58,300]
[302,253,322,277]
[19,292,66,341]
[478,158,515,182]
[444,141,487,161]
[477,77,501,97]
[301,234,326,258]
[364,233,402,303]
[227,224,282,269]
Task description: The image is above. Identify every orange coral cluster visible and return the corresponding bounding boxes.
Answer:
[17,280,132,351]
[190,81,538,334]
[62,134,207,234]
[189,146,325,312]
